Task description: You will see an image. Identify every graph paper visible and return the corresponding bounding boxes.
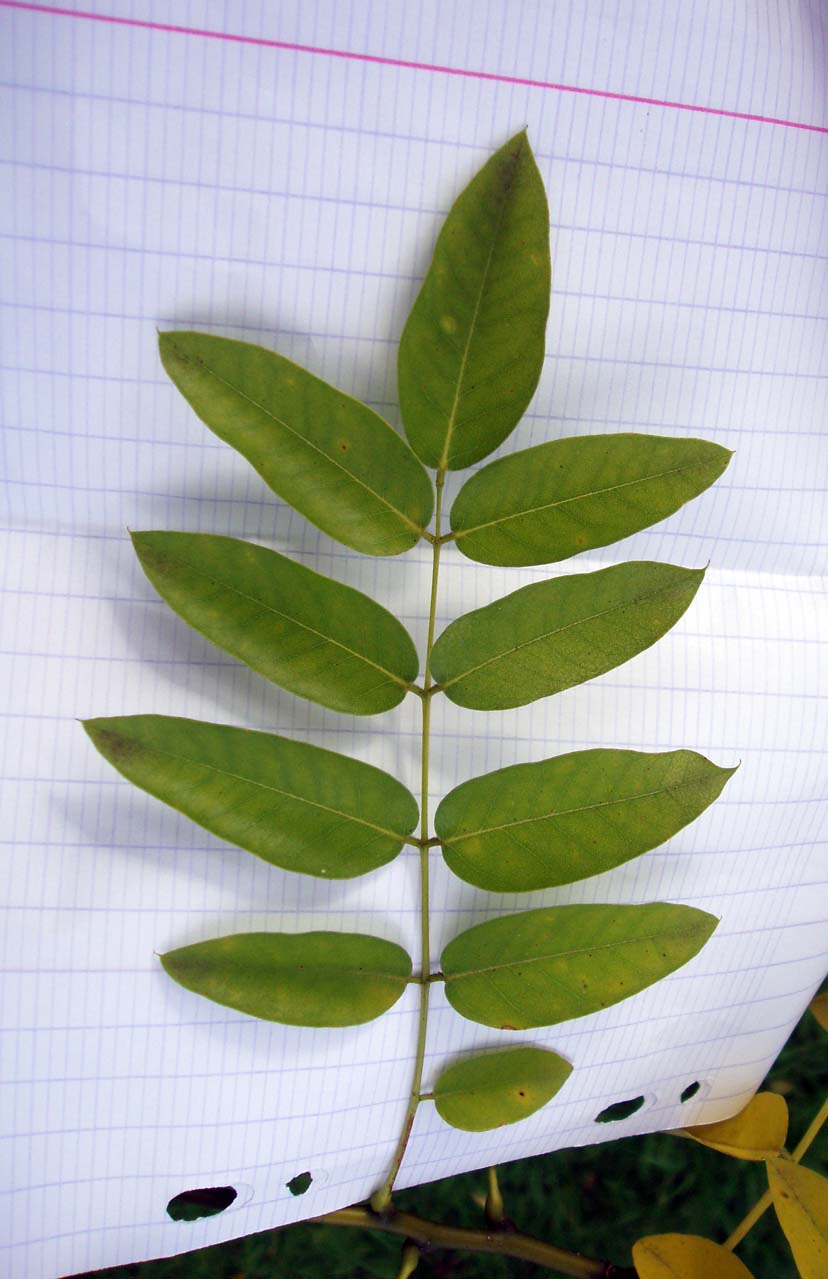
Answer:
[1,2,827,1275]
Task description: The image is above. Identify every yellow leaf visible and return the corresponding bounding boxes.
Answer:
[768,1158,828,1279]
[809,993,828,1031]
[633,1233,755,1278]
[680,1091,788,1160]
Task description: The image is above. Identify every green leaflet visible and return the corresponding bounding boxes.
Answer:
[436,749,737,892]
[397,132,550,470]
[161,931,412,1026]
[83,716,418,879]
[450,434,733,566]
[432,1046,572,1132]
[442,903,717,1029]
[132,531,419,716]
[430,561,704,710]
[158,331,434,556]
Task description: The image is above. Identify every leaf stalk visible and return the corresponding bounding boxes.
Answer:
[371,471,446,1210]
[395,1240,422,1279]
[484,1166,506,1227]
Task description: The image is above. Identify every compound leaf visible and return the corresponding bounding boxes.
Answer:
[161,931,412,1026]
[83,715,418,879]
[768,1159,828,1279]
[433,1046,572,1131]
[436,749,736,892]
[132,531,419,716]
[679,1092,788,1160]
[430,561,704,710]
[158,331,434,556]
[451,433,732,566]
[398,131,550,470]
[633,1234,755,1279]
[442,903,717,1029]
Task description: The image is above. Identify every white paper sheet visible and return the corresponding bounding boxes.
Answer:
[1,2,827,1275]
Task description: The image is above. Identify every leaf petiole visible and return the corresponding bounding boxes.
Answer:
[485,1166,505,1227]
[372,472,446,1209]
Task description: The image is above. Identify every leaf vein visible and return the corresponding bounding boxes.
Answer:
[125,738,410,844]
[438,156,519,469]
[153,546,410,690]
[448,924,707,980]
[438,575,695,691]
[454,463,712,540]
[442,775,712,845]
[172,341,426,539]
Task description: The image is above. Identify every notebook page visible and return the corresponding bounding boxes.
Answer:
[1,1,827,1274]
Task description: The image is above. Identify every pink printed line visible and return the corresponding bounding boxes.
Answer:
[3,0,828,135]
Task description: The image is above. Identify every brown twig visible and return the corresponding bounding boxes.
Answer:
[313,1204,636,1277]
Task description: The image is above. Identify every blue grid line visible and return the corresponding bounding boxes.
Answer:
[2,77,827,203]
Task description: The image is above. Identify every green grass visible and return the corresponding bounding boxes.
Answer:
[74,996,827,1279]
